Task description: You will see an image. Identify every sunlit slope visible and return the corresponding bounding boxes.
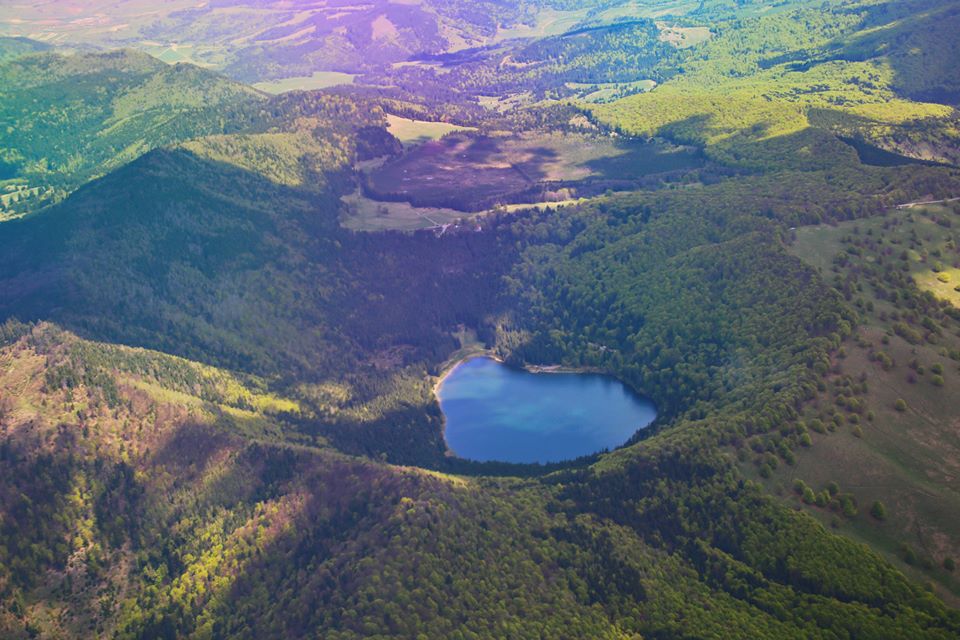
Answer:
[591,0,960,170]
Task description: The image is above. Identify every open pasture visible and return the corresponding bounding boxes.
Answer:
[656,23,712,48]
[785,204,960,600]
[385,115,476,147]
[339,189,470,232]
[252,71,356,94]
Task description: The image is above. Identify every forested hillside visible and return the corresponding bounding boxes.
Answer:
[1,0,959,637]
[0,37,48,64]
[0,50,264,216]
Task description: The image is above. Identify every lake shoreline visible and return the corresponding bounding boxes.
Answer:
[433,352,606,396]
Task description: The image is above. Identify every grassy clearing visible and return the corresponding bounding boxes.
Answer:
[476,93,536,112]
[500,197,603,213]
[656,23,713,49]
[493,9,591,42]
[385,114,475,147]
[567,80,657,103]
[252,71,357,94]
[340,188,605,232]
[389,60,452,75]
[339,189,471,232]
[782,205,960,601]
[142,43,214,67]
[795,204,960,305]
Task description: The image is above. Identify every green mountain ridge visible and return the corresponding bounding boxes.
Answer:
[0,50,265,216]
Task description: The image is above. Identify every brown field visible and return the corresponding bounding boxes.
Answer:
[362,131,703,212]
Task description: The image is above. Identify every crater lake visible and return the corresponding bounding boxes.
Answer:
[437,357,657,464]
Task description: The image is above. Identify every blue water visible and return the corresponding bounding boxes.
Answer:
[437,357,656,464]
